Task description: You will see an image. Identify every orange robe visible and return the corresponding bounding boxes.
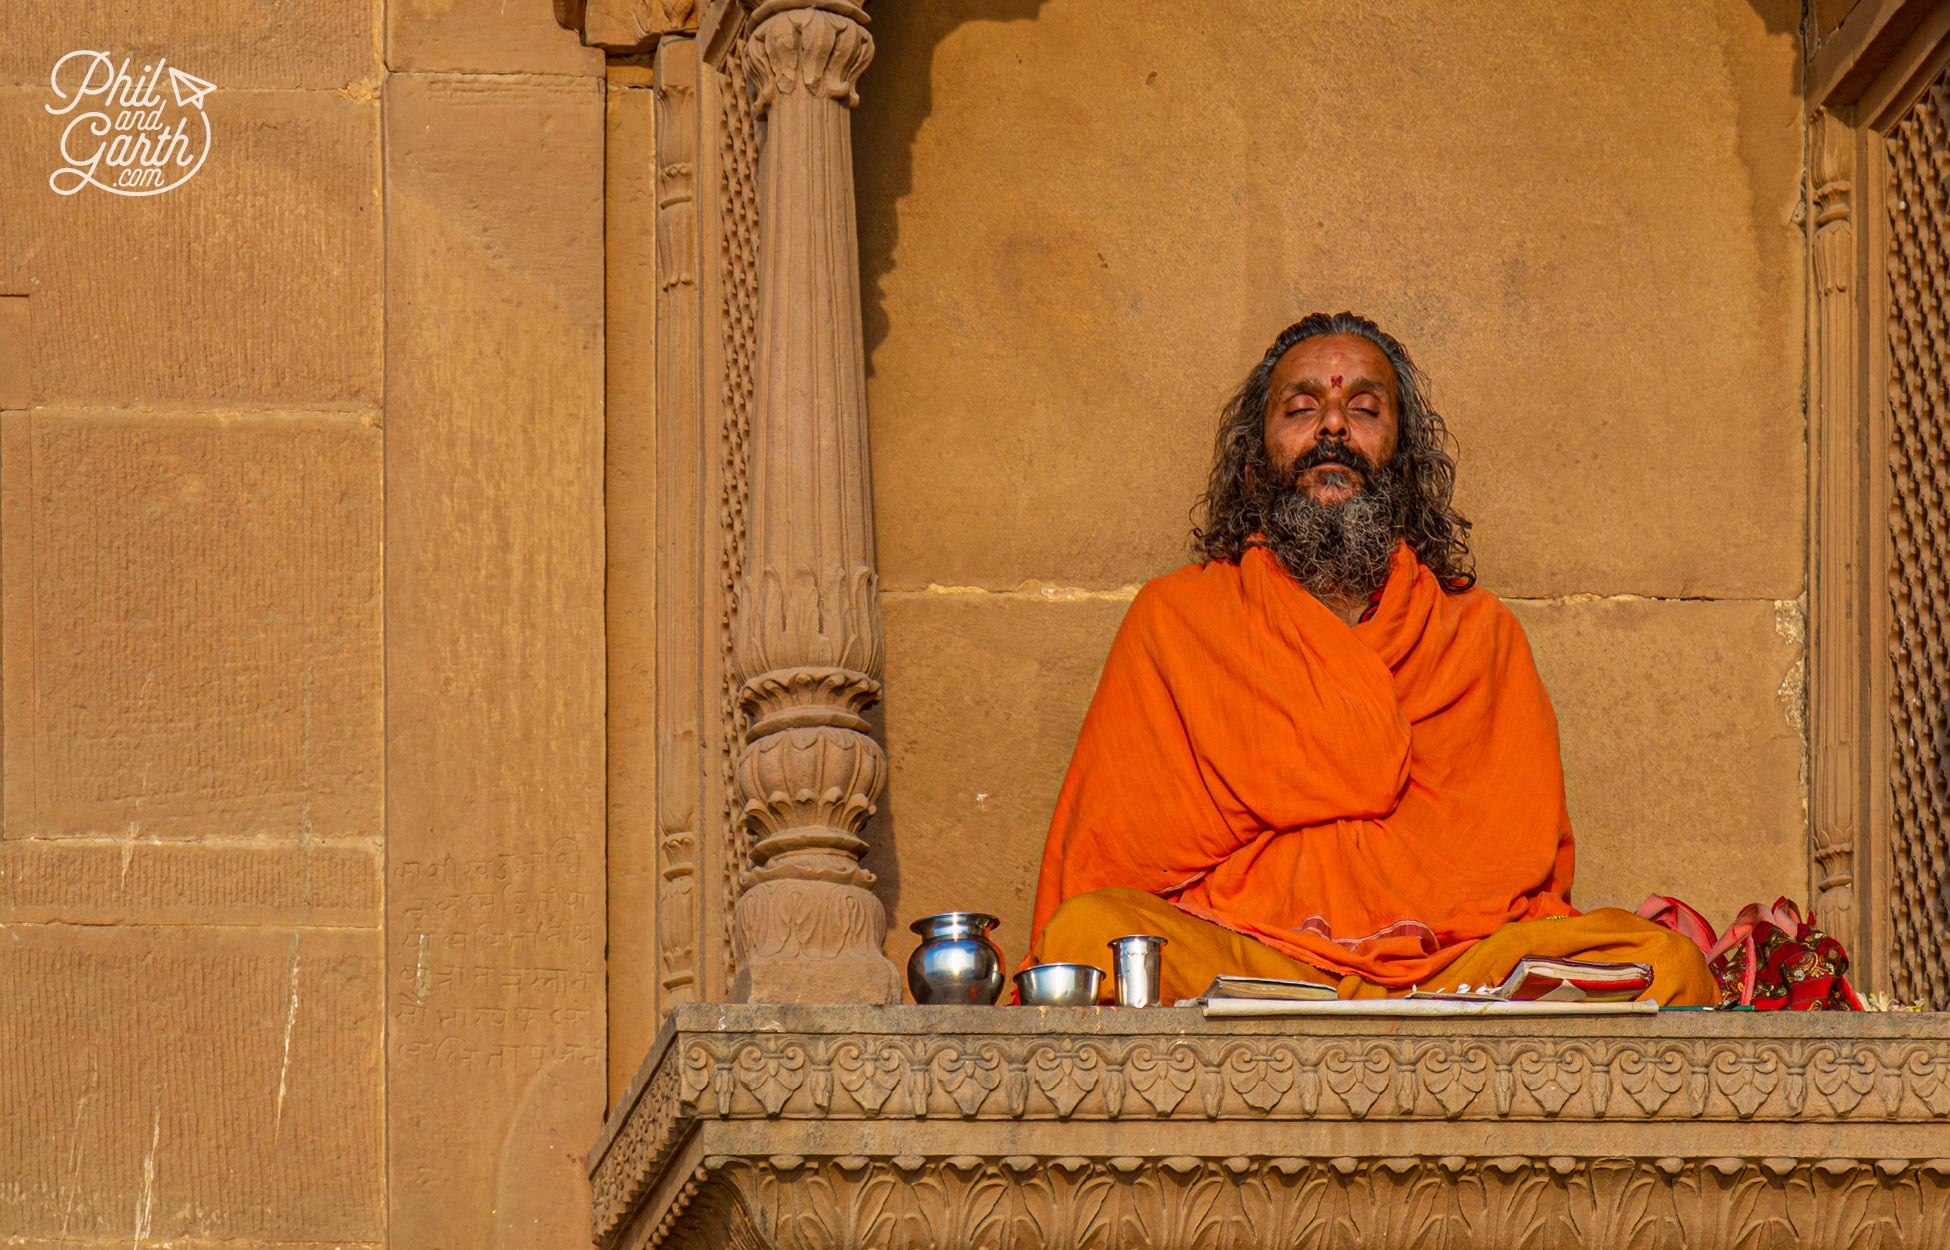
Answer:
[1027,543,1714,1004]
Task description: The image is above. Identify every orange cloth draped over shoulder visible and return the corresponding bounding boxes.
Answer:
[1026,543,1715,1005]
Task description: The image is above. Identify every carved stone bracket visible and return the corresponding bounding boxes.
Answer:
[559,0,700,53]
[592,1006,1950,1250]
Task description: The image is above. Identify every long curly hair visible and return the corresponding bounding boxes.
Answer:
[1191,311,1476,592]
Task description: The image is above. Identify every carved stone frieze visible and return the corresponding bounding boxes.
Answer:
[655,1154,1950,1250]
[590,1007,1950,1249]
[612,1020,1950,1138]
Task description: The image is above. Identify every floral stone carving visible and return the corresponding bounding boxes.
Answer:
[591,1005,1950,1249]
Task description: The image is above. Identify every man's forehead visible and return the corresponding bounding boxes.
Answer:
[1269,335,1398,395]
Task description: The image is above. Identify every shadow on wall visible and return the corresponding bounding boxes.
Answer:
[1746,0,1804,39]
[853,2,1053,948]
[855,0,1052,367]
[862,703,901,952]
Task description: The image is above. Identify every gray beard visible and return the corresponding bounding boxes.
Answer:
[1260,475,1402,604]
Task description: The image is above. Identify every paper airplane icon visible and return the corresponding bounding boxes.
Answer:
[167,67,216,110]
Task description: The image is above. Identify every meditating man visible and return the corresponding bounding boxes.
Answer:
[1026,311,1716,1006]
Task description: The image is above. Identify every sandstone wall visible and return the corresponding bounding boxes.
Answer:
[0,2,608,1248]
[1,0,1815,1242]
[858,0,1811,975]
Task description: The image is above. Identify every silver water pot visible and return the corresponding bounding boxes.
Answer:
[907,912,1006,1005]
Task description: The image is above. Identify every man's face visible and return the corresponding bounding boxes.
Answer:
[1261,334,1401,506]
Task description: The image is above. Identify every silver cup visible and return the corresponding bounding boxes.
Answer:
[1107,934,1168,1007]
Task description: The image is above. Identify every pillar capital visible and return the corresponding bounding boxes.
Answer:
[751,0,868,19]
[744,3,873,110]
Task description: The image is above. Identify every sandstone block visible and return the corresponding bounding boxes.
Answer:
[1512,596,1807,921]
[0,924,383,1245]
[860,0,1803,600]
[0,0,379,90]
[0,839,381,927]
[387,0,602,76]
[384,71,607,1250]
[0,296,28,409]
[1,410,383,840]
[0,88,380,405]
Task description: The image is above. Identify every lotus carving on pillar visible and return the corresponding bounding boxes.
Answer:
[736,725,884,875]
[736,566,883,712]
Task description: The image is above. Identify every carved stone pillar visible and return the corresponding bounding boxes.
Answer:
[729,0,901,1003]
[1806,107,1862,964]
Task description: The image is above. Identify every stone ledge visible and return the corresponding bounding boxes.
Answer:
[592,1005,1950,1249]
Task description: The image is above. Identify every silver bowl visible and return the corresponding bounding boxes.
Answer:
[907,912,1006,1005]
[1014,962,1104,1007]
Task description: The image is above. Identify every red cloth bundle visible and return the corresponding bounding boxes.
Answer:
[1636,895,1862,1011]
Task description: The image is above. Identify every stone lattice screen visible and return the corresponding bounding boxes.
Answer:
[1888,64,1950,1011]
[714,47,761,990]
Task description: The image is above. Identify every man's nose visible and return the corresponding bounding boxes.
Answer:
[1317,402,1349,438]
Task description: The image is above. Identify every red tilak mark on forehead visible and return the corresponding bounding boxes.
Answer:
[1330,374,1343,387]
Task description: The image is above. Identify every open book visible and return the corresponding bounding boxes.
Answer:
[1193,975,1339,1004]
[1464,956,1653,1003]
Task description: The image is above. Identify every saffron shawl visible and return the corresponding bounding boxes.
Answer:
[1028,543,1577,988]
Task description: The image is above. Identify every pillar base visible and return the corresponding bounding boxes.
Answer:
[730,951,901,1006]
